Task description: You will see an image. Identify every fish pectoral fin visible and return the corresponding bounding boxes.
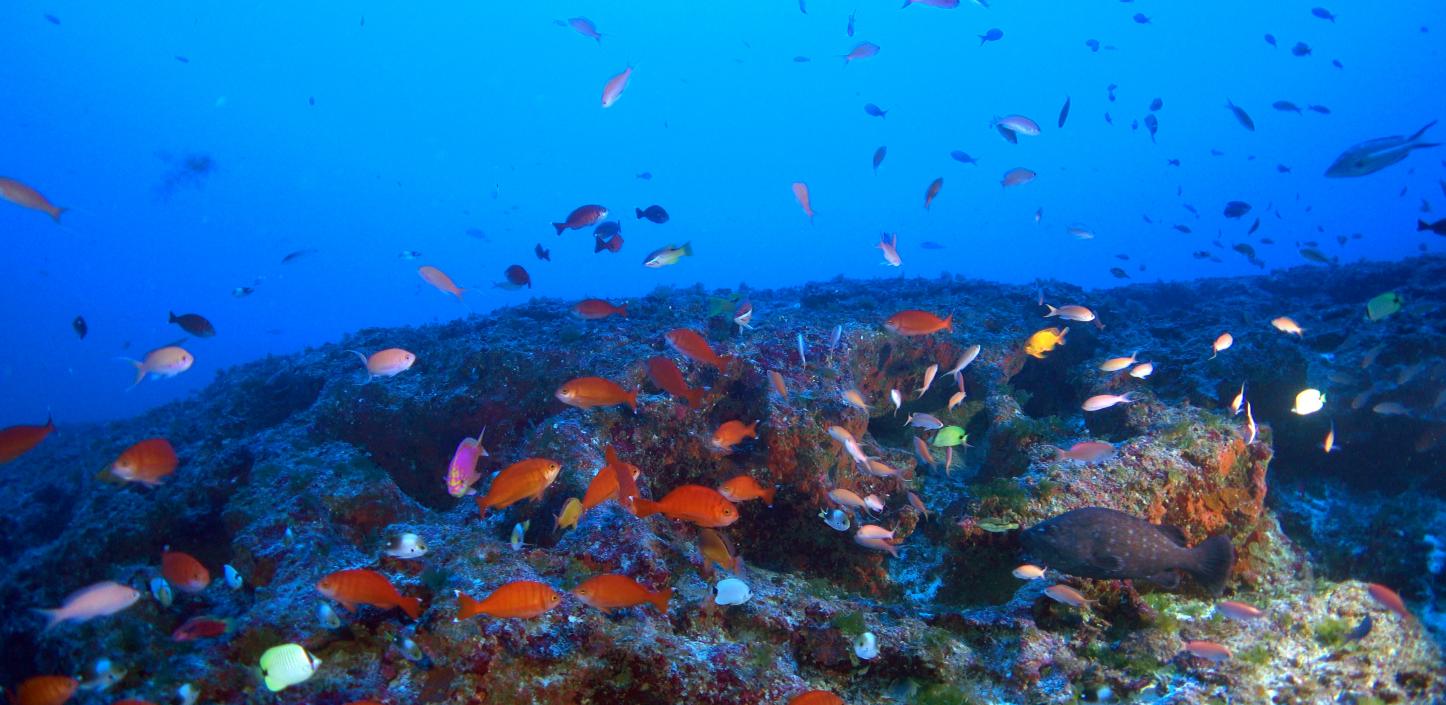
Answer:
[1089,552,1126,572]
[1146,571,1181,589]
[1153,523,1189,547]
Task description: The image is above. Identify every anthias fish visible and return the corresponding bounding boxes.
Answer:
[1022,507,1235,594]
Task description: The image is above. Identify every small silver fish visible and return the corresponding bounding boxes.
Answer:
[317,602,342,629]
[798,332,807,367]
[223,564,243,590]
[829,324,842,351]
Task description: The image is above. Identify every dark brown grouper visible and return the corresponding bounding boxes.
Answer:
[1021,507,1235,594]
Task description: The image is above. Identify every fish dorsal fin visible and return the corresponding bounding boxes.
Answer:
[1154,523,1188,547]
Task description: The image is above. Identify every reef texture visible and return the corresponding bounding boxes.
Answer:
[1,256,1443,705]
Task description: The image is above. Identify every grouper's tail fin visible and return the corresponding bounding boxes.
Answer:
[1189,534,1235,595]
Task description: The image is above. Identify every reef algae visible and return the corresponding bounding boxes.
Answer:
[0,257,1443,704]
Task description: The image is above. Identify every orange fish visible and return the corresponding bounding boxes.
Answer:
[769,370,787,397]
[109,438,178,486]
[125,345,194,386]
[317,568,422,619]
[665,329,731,371]
[418,265,465,301]
[698,528,741,574]
[13,675,77,705]
[924,177,943,209]
[475,458,562,517]
[349,347,416,379]
[572,573,671,613]
[161,549,211,593]
[581,446,641,511]
[633,484,739,527]
[646,356,705,408]
[0,415,54,464]
[0,177,65,222]
[885,310,953,336]
[789,692,844,705]
[718,475,775,505]
[792,182,814,222]
[456,580,561,619]
[573,299,628,319]
[556,376,638,411]
[711,420,758,452]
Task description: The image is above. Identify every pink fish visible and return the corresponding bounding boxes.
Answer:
[1082,393,1134,411]
[445,427,489,497]
[1001,167,1037,188]
[601,66,633,108]
[903,0,960,7]
[0,177,65,222]
[1055,441,1114,463]
[843,42,880,62]
[792,182,814,222]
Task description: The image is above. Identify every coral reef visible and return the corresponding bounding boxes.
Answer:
[1,257,1443,704]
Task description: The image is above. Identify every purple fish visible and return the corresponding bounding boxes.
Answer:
[445,428,489,497]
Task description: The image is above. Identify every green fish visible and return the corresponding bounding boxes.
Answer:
[707,293,741,319]
[932,425,968,447]
[642,242,693,268]
[1365,291,1403,322]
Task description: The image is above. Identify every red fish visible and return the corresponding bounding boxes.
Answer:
[885,310,953,336]
[842,42,880,62]
[789,692,844,705]
[0,177,65,222]
[317,569,422,619]
[556,376,638,411]
[665,329,731,371]
[633,484,739,527]
[109,438,178,486]
[475,458,562,517]
[601,66,633,108]
[457,580,561,619]
[594,232,623,253]
[573,574,671,613]
[503,264,531,288]
[171,615,232,641]
[646,356,704,408]
[0,415,54,464]
[553,205,608,235]
[1367,583,1411,620]
[924,177,943,209]
[573,299,628,319]
[162,549,211,592]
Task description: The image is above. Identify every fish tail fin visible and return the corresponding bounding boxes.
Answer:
[50,206,66,223]
[34,607,61,631]
[617,304,628,318]
[474,496,488,520]
[944,313,954,331]
[399,595,422,620]
[650,587,673,613]
[1189,534,1236,595]
[124,358,146,387]
[632,497,661,518]
[685,387,705,409]
[1407,120,1438,143]
[761,485,776,506]
[680,242,693,257]
[1044,304,1057,316]
[552,222,566,235]
[168,311,178,323]
[454,590,483,621]
[1420,220,1431,232]
[635,208,645,219]
[594,235,606,253]
[626,389,639,413]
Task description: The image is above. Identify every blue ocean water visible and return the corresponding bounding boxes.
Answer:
[2,1,1443,426]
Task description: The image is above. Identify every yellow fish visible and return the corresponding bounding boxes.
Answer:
[1024,327,1068,359]
[554,498,583,532]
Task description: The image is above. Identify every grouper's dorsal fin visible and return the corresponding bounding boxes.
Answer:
[1154,523,1188,547]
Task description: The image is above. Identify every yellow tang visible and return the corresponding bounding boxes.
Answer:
[554,498,583,531]
[1024,327,1068,359]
